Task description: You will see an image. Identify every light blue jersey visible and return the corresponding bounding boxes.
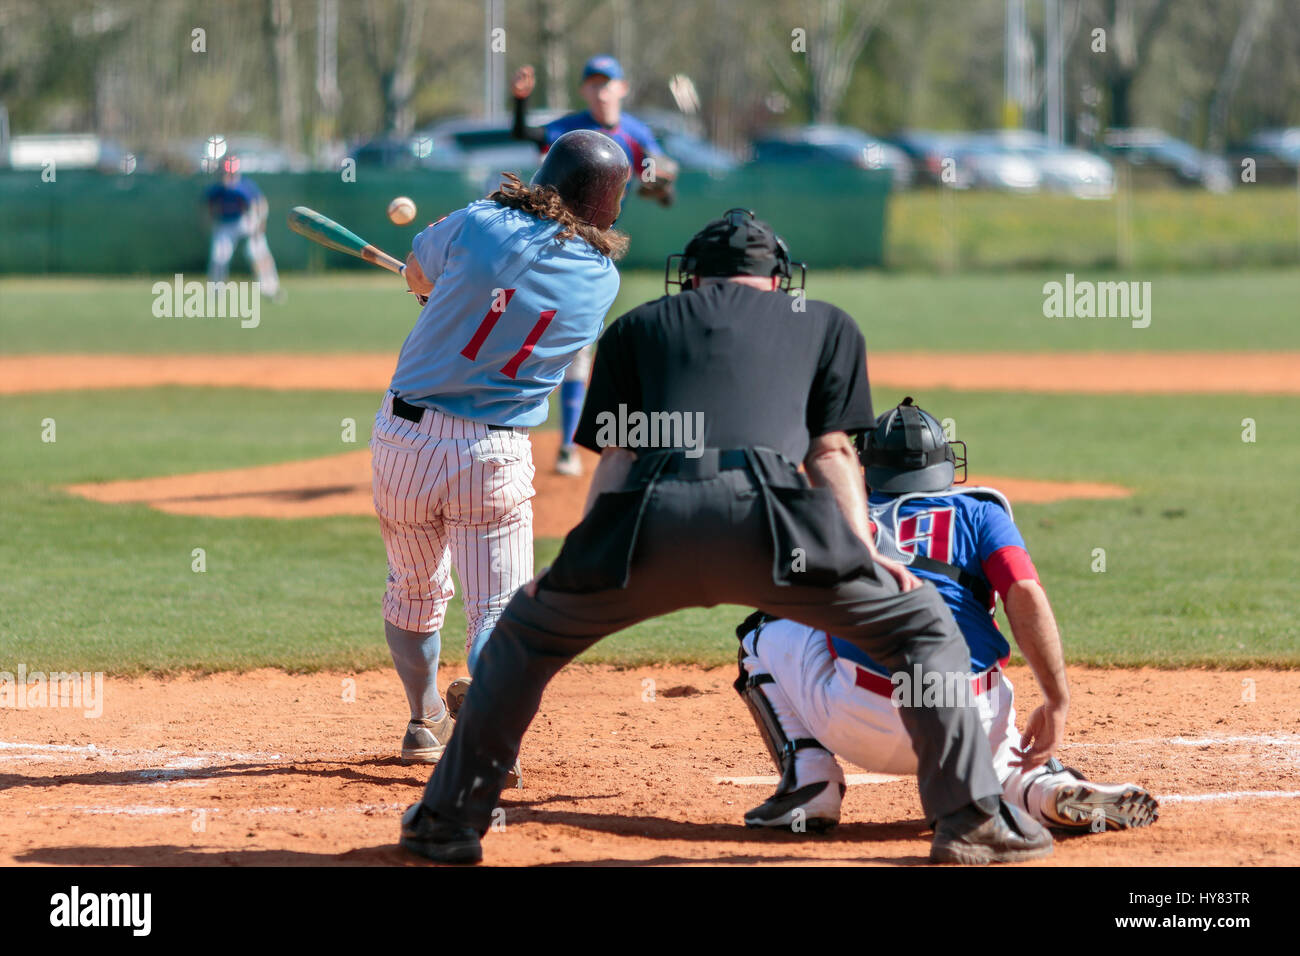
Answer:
[388,199,620,427]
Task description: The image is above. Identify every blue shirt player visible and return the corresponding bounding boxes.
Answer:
[511,54,680,477]
[373,131,630,776]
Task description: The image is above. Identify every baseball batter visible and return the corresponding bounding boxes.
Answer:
[371,130,630,768]
[734,398,1159,833]
[203,156,281,300]
[511,54,679,477]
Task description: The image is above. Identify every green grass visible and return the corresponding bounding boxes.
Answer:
[2,387,1296,672]
[3,266,1299,354]
[888,185,1300,271]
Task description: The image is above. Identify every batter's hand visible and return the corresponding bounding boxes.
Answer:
[404,252,432,298]
[1012,701,1067,769]
[512,65,535,100]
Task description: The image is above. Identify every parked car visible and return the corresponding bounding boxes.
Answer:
[889,129,972,187]
[945,135,1041,193]
[974,130,1114,198]
[153,134,311,174]
[1101,128,1232,192]
[349,135,427,170]
[750,124,912,189]
[636,108,738,174]
[1229,127,1300,185]
[6,133,132,172]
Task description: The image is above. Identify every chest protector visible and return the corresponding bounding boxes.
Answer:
[870,487,1014,608]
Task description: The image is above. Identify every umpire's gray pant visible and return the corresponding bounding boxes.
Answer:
[421,468,1004,829]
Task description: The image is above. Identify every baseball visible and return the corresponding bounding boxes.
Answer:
[387,196,417,226]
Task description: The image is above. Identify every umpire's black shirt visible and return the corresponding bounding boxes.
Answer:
[573,282,875,462]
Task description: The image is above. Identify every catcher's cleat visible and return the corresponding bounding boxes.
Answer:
[744,780,844,833]
[399,711,454,765]
[400,803,482,865]
[555,445,583,477]
[1044,770,1159,831]
[444,677,523,789]
[930,798,1054,865]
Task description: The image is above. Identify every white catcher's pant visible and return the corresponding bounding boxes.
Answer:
[208,218,280,295]
[371,393,535,655]
[742,618,1067,825]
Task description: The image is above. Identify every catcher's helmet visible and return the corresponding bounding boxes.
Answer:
[665,208,806,294]
[530,129,630,230]
[862,397,967,494]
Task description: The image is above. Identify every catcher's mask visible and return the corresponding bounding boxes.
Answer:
[664,208,806,294]
[862,397,967,494]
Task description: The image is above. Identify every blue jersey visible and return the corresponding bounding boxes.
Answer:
[205,178,262,223]
[388,200,619,427]
[831,489,1036,674]
[542,111,661,181]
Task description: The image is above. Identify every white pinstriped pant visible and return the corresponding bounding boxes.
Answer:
[370,393,535,653]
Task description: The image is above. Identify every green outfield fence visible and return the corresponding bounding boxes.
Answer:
[0,166,891,275]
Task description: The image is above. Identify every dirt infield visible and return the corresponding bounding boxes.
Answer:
[65,430,1130,534]
[6,351,1300,396]
[2,665,1297,866]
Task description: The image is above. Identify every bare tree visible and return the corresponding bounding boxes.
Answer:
[1103,0,1173,128]
[1207,0,1274,152]
[805,0,890,123]
[361,0,425,135]
[269,0,303,149]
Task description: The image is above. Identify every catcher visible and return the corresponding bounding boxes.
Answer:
[734,398,1159,834]
[510,54,679,477]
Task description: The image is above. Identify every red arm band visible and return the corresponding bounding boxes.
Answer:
[983,545,1039,599]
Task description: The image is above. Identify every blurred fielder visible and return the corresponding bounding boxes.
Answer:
[203,156,281,300]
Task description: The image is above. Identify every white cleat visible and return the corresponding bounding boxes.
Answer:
[744,780,844,832]
[1045,772,1159,831]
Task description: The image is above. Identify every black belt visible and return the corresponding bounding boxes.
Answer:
[391,395,512,431]
[637,448,753,480]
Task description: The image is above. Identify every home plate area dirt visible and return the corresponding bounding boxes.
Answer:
[3,666,1298,866]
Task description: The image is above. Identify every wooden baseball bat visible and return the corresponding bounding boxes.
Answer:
[287,206,405,275]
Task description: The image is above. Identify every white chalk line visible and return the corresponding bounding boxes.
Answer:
[32,803,407,817]
[0,741,283,764]
[1159,791,1300,805]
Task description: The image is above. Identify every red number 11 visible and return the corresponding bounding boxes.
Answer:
[459,289,557,380]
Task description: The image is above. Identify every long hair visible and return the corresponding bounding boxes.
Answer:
[487,173,629,261]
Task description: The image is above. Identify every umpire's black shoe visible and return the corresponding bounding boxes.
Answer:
[400,803,482,864]
[930,798,1053,865]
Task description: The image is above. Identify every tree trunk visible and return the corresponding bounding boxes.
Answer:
[538,0,569,111]
[385,0,424,135]
[1207,0,1273,153]
[269,0,302,150]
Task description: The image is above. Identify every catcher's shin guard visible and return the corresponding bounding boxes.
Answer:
[733,642,842,831]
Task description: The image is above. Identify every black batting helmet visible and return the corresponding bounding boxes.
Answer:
[665,208,806,294]
[530,129,630,230]
[862,397,967,494]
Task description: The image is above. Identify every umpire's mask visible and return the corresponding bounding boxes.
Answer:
[664,208,806,294]
[862,397,967,494]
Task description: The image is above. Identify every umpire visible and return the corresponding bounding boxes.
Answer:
[401,209,1054,865]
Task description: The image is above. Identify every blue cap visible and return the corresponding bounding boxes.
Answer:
[582,55,623,81]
